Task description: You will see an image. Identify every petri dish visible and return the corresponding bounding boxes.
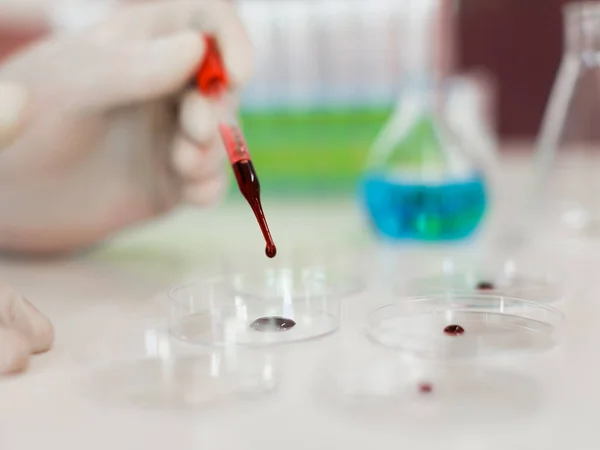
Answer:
[69,318,192,366]
[366,295,564,359]
[168,274,341,346]
[315,350,542,427]
[87,350,277,409]
[87,351,278,410]
[69,319,278,410]
[403,259,562,304]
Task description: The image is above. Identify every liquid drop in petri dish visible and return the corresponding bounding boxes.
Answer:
[476,281,495,290]
[443,324,465,336]
[250,316,296,332]
[418,382,433,394]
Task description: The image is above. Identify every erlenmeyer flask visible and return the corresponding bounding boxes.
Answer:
[360,80,490,241]
[534,2,600,235]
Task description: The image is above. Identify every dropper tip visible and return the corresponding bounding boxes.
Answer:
[265,245,277,258]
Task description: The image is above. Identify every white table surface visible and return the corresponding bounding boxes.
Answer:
[1,152,600,450]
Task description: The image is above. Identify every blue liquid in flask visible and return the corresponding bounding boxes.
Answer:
[361,173,488,241]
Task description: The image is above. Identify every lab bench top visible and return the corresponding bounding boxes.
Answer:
[1,151,600,450]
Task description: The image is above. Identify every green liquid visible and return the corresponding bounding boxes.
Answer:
[234,107,390,197]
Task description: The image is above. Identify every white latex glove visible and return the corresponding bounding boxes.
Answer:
[0,0,253,254]
[0,83,53,374]
[0,282,54,374]
[0,82,29,148]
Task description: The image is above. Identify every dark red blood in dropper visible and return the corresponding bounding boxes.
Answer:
[444,324,465,336]
[232,160,277,258]
[196,35,276,258]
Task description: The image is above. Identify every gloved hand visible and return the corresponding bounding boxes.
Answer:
[0,282,54,374]
[0,0,253,254]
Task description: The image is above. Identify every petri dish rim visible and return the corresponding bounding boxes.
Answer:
[168,274,342,307]
[168,276,226,307]
[402,271,563,303]
[368,295,565,327]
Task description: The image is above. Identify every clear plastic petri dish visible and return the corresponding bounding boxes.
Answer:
[86,351,278,410]
[314,348,542,428]
[366,294,564,359]
[403,259,562,304]
[69,319,278,410]
[69,318,192,366]
[168,274,341,346]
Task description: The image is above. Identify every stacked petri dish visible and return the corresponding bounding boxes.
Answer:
[170,248,368,346]
[95,250,363,410]
[317,253,565,426]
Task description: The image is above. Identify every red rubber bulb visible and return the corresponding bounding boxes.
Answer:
[196,35,229,96]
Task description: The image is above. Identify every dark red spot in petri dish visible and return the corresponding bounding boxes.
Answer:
[419,382,433,394]
[476,281,495,290]
[250,316,296,332]
[444,324,465,336]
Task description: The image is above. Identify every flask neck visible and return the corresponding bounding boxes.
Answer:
[402,0,457,81]
[564,2,600,54]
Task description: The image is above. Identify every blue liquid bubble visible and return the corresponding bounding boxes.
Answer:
[361,173,488,241]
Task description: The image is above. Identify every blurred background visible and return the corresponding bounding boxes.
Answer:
[0,0,569,198]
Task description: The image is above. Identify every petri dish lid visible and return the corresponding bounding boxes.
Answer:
[366,294,564,359]
[168,275,341,346]
[219,247,369,298]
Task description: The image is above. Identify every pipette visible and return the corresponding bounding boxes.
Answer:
[196,36,276,258]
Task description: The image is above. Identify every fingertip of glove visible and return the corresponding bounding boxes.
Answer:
[0,326,30,375]
[179,90,218,146]
[156,30,206,71]
[183,173,228,206]
[24,302,55,354]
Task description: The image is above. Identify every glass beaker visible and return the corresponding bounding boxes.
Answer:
[533,2,600,235]
[360,79,491,241]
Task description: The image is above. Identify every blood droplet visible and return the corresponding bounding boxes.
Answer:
[444,324,465,336]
